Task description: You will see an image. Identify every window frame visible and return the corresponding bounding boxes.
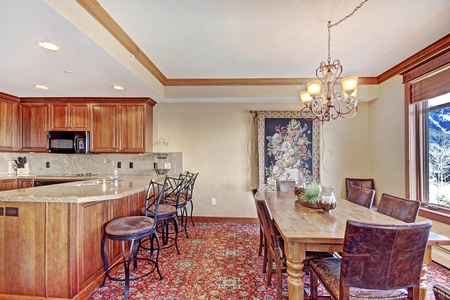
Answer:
[405,60,450,220]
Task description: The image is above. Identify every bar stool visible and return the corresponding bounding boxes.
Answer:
[140,176,185,254]
[101,179,166,300]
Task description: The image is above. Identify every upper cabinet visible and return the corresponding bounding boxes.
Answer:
[90,101,154,153]
[20,103,49,152]
[0,93,19,151]
[49,102,89,131]
[1,97,155,153]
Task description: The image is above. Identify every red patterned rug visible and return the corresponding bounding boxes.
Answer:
[90,223,450,300]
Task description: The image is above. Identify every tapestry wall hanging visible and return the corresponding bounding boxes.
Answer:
[256,111,320,190]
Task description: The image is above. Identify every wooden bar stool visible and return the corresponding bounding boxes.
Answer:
[101,180,166,300]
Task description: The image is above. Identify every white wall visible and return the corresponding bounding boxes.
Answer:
[153,101,370,218]
[369,75,406,204]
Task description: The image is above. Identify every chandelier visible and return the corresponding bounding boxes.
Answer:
[300,0,369,122]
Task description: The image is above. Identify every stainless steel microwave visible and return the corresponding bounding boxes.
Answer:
[47,131,90,153]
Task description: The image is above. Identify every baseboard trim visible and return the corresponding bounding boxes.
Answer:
[192,216,259,224]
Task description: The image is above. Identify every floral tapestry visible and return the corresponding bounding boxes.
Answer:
[256,111,320,190]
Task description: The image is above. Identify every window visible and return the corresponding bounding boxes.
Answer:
[418,93,450,207]
[406,62,450,212]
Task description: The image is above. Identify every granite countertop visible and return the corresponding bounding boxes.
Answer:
[0,175,154,203]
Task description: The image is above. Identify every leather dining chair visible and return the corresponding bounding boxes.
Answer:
[310,219,432,300]
[347,186,376,209]
[345,178,374,198]
[377,193,421,223]
[434,284,450,300]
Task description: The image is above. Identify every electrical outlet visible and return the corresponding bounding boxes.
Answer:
[212,198,217,205]
[46,162,50,168]
[129,162,133,168]
[117,162,121,168]
[5,207,19,217]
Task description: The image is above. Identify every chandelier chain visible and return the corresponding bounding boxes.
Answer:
[327,0,369,62]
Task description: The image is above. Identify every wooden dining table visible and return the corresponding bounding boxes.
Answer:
[262,191,450,300]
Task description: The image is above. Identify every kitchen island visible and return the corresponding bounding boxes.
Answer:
[0,175,154,300]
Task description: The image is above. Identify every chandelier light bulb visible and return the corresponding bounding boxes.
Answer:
[342,76,358,96]
[300,90,312,104]
[307,80,322,96]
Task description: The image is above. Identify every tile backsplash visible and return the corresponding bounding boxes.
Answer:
[0,152,182,177]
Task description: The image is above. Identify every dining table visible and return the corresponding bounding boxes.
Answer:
[261,190,450,300]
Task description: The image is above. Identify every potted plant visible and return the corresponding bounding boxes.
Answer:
[296,182,322,208]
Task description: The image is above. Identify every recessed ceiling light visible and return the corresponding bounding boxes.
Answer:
[38,41,60,51]
[112,85,125,91]
[34,84,49,90]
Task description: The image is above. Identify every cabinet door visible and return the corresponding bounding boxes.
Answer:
[49,103,69,130]
[0,98,19,151]
[17,179,34,189]
[119,103,146,153]
[50,103,89,131]
[70,103,89,131]
[90,104,118,152]
[0,179,17,191]
[21,104,49,151]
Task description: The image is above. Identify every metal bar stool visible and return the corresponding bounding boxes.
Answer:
[101,179,166,300]
[140,176,184,254]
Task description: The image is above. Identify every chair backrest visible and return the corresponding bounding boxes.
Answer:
[345,178,374,198]
[144,180,168,222]
[347,186,376,209]
[340,220,432,299]
[377,193,420,223]
[254,197,282,254]
[164,175,187,206]
[277,180,296,192]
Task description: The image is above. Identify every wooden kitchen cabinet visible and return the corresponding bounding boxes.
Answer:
[17,178,34,188]
[49,102,89,131]
[0,92,19,151]
[20,103,49,151]
[0,190,146,299]
[0,179,17,191]
[90,100,154,153]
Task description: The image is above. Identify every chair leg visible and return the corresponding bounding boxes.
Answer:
[173,216,180,254]
[263,235,268,274]
[310,269,318,300]
[188,200,195,226]
[258,224,263,256]
[100,235,108,287]
[267,251,274,286]
[121,241,131,300]
[275,255,283,300]
[152,232,163,280]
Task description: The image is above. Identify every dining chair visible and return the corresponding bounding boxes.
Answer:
[377,193,420,223]
[310,219,432,300]
[254,196,286,300]
[277,180,296,192]
[434,284,450,300]
[101,179,165,300]
[253,189,269,273]
[345,178,374,198]
[347,186,375,209]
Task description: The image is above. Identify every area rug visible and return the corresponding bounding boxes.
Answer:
[89,223,450,300]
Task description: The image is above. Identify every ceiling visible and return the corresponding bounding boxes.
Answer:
[0,0,449,102]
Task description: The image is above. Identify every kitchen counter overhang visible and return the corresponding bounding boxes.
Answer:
[0,175,152,203]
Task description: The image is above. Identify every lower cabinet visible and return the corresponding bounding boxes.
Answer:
[0,190,146,299]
